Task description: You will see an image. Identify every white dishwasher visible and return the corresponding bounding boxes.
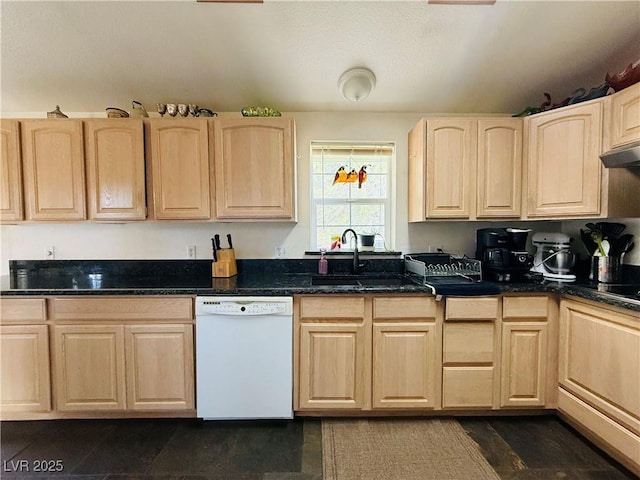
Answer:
[195,296,293,420]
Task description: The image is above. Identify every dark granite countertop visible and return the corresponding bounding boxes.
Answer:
[1,259,639,313]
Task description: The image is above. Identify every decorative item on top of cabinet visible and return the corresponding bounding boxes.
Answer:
[85,119,146,220]
[0,298,51,417]
[21,119,86,221]
[147,118,211,220]
[213,117,296,220]
[0,119,24,222]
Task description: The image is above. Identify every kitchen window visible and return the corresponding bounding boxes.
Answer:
[311,142,394,251]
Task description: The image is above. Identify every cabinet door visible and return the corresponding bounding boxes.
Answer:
[0,120,23,222]
[124,324,194,411]
[298,323,369,410]
[85,119,146,220]
[0,325,50,413]
[500,322,547,407]
[407,118,427,222]
[477,118,522,218]
[426,119,475,218]
[149,119,210,219]
[609,83,640,148]
[21,120,86,220]
[214,117,295,220]
[372,323,438,409]
[525,101,603,217]
[559,300,640,436]
[53,325,126,411]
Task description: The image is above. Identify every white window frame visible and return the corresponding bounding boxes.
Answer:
[310,141,395,251]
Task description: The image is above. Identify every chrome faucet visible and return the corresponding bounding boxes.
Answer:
[342,228,362,274]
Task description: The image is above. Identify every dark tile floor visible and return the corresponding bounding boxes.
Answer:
[0,416,635,480]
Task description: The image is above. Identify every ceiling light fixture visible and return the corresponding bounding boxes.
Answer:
[338,68,376,102]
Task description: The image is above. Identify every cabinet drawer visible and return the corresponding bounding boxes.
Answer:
[446,297,498,320]
[299,296,365,319]
[503,296,548,319]
[442,367,494,408]
[51,297,193,321]
[443,322,494,364]
[373,296,436,319]
[0,298,47,323]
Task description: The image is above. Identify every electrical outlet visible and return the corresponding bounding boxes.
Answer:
[275,246,288,258]
[45,246,55,260]
[187,245,196,259]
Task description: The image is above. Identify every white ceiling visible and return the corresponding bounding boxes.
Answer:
[1,1,639,115]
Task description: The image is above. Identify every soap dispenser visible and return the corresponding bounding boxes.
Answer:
[318,248,328,275]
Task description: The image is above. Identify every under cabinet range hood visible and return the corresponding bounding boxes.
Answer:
[600,140,640,168]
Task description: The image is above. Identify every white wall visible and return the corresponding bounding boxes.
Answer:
[1,111,637,275]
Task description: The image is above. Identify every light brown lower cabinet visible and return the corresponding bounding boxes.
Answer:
[0,324,51,413]
[558,297,640,475]
[296,295,441,411]
[0,298,50,414]
[500,295,557,408]
[442,297,499,409]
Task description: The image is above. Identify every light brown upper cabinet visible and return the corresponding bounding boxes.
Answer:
[85,119,146,221]
[21,119,86,220]
[408,118,476,220]
[213,117,296,220]
[476,118,522,218]
[609,82,640,148]
[0,119,23,222]
[148,118,211,220]
[524,97,640,219]
[409,117,522,221]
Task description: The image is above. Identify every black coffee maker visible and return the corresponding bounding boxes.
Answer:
[475,228,533,282]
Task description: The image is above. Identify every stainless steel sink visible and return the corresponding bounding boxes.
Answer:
[311,275,417,287]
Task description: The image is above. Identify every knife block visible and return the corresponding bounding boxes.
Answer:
[212,248,237,278]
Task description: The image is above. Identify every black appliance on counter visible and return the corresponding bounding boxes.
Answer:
[475,228,534,282]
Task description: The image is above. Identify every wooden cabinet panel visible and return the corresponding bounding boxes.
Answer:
[51,296,193,321]
[0,325,50,412]
[559,299,640,436]
[299,295,365,320]
[372,296,436,319]
[124,324,194,411]
[443,322,494,364]
[0,119,23,222]
[477,119,522,218]
[0,298,47,323]
[148,119,210,219]
[503,295,549,319]
[524,101,603,217]
[609,82,640,148]
[445,297,498,320]
[500,323,547,407]
[442,367,494,408]
[85,119,146,220]
[372,323,438,409]
[426,119,476,218]
[21,120,86,220]
[213,117,295,220]
[53,324,126,411]
[298,323,369,410]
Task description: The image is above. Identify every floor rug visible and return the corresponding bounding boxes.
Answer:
[322,417,501,480]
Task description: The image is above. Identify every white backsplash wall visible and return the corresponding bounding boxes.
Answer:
[1,110,635,275]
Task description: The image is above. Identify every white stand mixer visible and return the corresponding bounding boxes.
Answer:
[530,232,576,281]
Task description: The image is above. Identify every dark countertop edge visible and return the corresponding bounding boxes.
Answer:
[1,279,638,313]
